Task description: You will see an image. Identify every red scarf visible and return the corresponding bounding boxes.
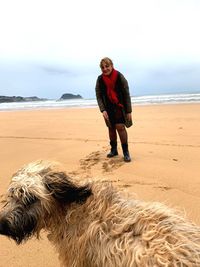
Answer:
[102,69,123,107]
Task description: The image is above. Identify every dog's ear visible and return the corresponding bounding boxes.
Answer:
[44,171,92,204]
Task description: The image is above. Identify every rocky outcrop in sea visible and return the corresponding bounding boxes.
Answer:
[59,93,83,100]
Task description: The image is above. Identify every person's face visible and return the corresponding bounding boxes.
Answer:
[101,62,113,76]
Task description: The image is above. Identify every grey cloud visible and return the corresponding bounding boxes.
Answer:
[149,64,200,78]
[39,65,71,75]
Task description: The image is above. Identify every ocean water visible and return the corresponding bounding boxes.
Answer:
[0,93,200,111]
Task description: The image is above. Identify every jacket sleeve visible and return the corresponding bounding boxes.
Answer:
[95,76,106,112]
[120,73,132,113]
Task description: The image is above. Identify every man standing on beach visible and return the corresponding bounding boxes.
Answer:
[95,57,132,162]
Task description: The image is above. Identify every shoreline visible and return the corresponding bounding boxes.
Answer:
[1,101,200,113]
[0,103,200,266]
[1,92,200,112]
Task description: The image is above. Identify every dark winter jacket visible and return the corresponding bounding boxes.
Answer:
[95,71,132,126]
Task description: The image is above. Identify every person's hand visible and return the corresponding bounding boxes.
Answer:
[102,111,109,120]
[126,113,132,121]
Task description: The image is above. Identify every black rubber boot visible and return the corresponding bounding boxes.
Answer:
[122,143,131,162]
[107,141,118,158]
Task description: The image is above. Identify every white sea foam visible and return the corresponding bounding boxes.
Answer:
[0,93,200,111]
[133,93,200,105]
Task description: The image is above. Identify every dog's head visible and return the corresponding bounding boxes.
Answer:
[0,160,92,244]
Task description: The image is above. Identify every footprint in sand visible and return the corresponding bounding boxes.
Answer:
[79,151,102,170]
[78,149,125,174]
[102,158,124,173]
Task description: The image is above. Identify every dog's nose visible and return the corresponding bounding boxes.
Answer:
[0,221,4,234]
[0,218,8,235]
[0,225,3,234]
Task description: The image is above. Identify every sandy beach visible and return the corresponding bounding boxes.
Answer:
[0,103,200,267]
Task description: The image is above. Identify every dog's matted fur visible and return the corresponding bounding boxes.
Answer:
[0,160,200,266]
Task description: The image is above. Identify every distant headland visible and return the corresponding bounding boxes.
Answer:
[0,96,47,103]
[59,93,83,100]
[0,93,83,103]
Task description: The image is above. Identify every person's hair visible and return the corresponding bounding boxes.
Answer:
[100,57,113,68]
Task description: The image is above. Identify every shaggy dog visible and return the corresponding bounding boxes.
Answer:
[0,161,200,267]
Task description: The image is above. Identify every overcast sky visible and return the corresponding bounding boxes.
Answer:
[0,0,200,99]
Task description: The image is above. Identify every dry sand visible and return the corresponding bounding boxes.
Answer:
[0,103,200,266]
